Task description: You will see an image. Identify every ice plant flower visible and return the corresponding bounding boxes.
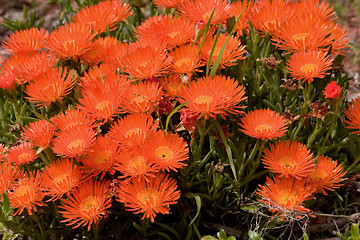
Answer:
[286,50,333,83]
[153,0,184,8]
[52,127,96,158]
[178,75,246,119]
[7,142,37,166]
[170,44,204,76]
[327,22,350,56]
[117,173,181,222]
[161,75,185,99]
[2,27,48,54]
[344,97,360,135]
[59,180,112,231]
[200,34,246,68]
[0,163,18,198]
[0,71,16,92]
[262,141,314,179]
[108,113,158,149]
[144,131,188,172]
[25,67,76,108]
[239,109,288,140]
[8,173,44,215]
[257,176,314,218]
[323,81,342,99]
[52,108,95,132]
[230,0,253,36]
[41,159,83,201]
[21,119,56,149]
[308,155,346,195]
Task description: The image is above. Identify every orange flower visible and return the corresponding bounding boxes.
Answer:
[323,81,342,99]
[257,176,314,217]
[200,34,245,68]
[117,173,181,222]
[115,147,159,182]
[108,113,158,148]
[153,0,184,8]
[159,16,195,48]
[239,109,288,140]
[52,108,95,132]
[272,16,330,53]
[2,28,48,54]
[179,0,231,25]
[25,67,76,108]
[121,81,163,114]
[52,126,96,158]
[286,50,333,83]
[46,22,96,60]
[7,142,37,165]
[262,141,314,179]
[230,0,254,35]
[178,75,246,119]
[0,144,7,162]
[8,172,44,215]
[294,0,336,22]
[103,41,128,68]
[79,37,119,65]
[80,135,117,179]
[308,155,346,195]
[161,75,185,99]
[144,131,188,172]
[344,97,360,135]
[248,0,294,35]
[59,180,112,230]
[327,22,349,56]
[21,119,56,149]
[73,0,132,34]
[41,159,83,201]
[0,163,18,198]
[170,44,204,76]
[0,71,16,91]
[122,46,171,80]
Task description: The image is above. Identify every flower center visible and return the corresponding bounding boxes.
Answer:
[276,190,297,207]
[132,95,147,104]
[168,32,180,39]
[155,146,174,162]
[95,100,110,111]
[292,32,309,42]
[18,153,30,162]
[53,173,69,184]
[93,151,110,165]
[62,40,75,51]
[311,169,327,180]
[137,188,157,206]
[15,185,31,197]
[125,128,143,138]
[263,20,277,29]
[79,195,99,212]
[300,64,318,74]
[167,81,182,95]
[67,139,84,152]
[202,11,212,22]
[129,155,146,170]
[175,58,191,69]
[194,95,213,105]
[255,124,272,134]
[279,156,295,168]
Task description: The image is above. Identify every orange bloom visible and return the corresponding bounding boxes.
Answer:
[144,131,188,172]
[161,75,185,99]
[178,75,246,119]
[323,81,342,99]
[230,0,254,35]
[262,141,314,179]
[0,144,7,162]
[2,52,57,84]
[170,44,204,76]
[327,22,349,56]
[294,0,336,22]
[117,173,181,222]
[308,155,346,195]
[52,108,95,132]
[7,142,37,165]
[52,126,96,158]
[272,16,330,53]
[0,163,18,198]
[159,16,195,48]
[46,23,96,60]
[344,97,360,135]
[80,135,118,179]
[239,109,288,140]
[115,147,159,182]
[0,71,16,91]
[73,0,132,34]
[2,28,48,54]
[179,0,231,25]
[153,0,184,8]
[257,176,314,217]
[41,159,83,201]
[122,46,171,80]
[25,67,76,108]
[8,173,44,215]
[103,41,128,68]
[121,81,163,114]
[200,34,245,68]
[59,180,112,231]
[248,0,294,35]
[286,50,333,83]
[21,119,56,149]
[108,113,158,148]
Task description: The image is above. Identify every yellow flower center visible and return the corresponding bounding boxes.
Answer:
[279,156,295,168]
[79,195,99,212]
[155,146,174,162]
[202,11,212,22]
[311,169,327,180]
[276,190,297,206]
[292,32,309,42]
[168,32,180,39]
[132,95,147,105]
[129,155,146,170]
[125,128,143,138]
[175,58,191,69]
[53,173,69,184]
[194,95,213,105]
[137,188,157,206]
[300,64,318,74]
[93,151,110,165]
[254,124,272,134]
[62,40,75,51]
[67,139,84,152]
[15,185,31,197]
[263,20,277,29]
[18,153,30,162]
[95,100,110,111]
[167,81,182,95]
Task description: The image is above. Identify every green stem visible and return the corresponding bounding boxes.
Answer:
[347,155,360,172]
[292,118,304,140]
[31,213,45,239]
[319,102,340,154]
[197,118,207,153]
